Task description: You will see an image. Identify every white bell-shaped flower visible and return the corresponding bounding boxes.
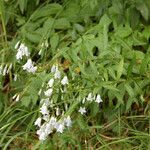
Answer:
[40,103,49,115]
[16,43,30,60]
[86,93,93,101]
[61,76,68,85]
[22,59,37,73]
[51,65,56,73]
[95,94,103,103]
[48,78,54,87]
[44,88,53,97]
[54,69,61,79]
[55,122,65,133]
[34,117,42,127]
[64,116,72,127]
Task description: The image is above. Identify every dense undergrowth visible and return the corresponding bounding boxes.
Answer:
[0,0,150,149]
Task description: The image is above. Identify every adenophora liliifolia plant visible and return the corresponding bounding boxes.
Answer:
[35,64,71,141]
[34,64,103,141]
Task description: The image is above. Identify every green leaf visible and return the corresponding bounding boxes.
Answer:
[50,33,59,51]
[136,1,149,21]
[21,96,31,107]
[102,82,118,91]
[89,102,99,117]
[54,18,70,29]
[24,31,41,43]
[31,4,62,21]
[99,14,112,26]
[108,67,117,80]
[18,0,27,14]
[74,23,85,33]
[117,58,124,80]
[142,26,150,40]
[140,53,150,74]
[77,116,88,130]
[126,97,137,111]
[115,25,132,38]
[125,83,135,98]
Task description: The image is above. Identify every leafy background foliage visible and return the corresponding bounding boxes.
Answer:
[0,0,150,149]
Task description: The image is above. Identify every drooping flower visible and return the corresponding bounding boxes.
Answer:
[44,88,53,97]
[48,78,54,87]
[41,40,49,48]
[22,59,37,73]
[43,114,50,121]
[82,98,86,104]
[14,74,17,81]
[15,95,20,102]
[56,107,60,116]
[15,41,20,49]
[40,98,50,106]
[64,103,68,111]
[78,107,86,115]
[36,124,48,141]
[61,76,68,85]
[86,93,94,102]
[38,89,42,96]
[34,117,42,127]
[48,116,57,127]
[55,121,65,133]
[51,65,56,73]
[16,43,30,60]
[6,63,12,74]
[64,116,72,127]
[54,69,61,79]
[95,94,103,103]
[2,65,8,76]
[40,103,49,115]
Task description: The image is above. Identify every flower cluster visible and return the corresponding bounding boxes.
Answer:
[0,63,12,76]
[22,59,37,73]
[15,41,37,73]
[78,93,103,115]
[35,115,72,141]
[35,65,71,141]
[15,41,30,60]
